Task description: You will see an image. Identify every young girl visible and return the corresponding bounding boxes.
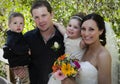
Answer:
[56,12,86,61]
[48,12,86,84]
[3,12,30,84]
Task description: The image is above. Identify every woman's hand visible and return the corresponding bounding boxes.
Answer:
[61,77,77,84]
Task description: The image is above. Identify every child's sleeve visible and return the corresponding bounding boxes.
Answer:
[3,44,14,59]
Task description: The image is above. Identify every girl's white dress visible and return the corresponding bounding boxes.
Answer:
[64,34,85,60]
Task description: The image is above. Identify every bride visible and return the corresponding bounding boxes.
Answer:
[48,13,119,84]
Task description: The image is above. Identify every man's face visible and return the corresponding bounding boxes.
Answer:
[32,6,53,32]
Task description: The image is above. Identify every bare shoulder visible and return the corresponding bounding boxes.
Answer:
[97,46,111,63]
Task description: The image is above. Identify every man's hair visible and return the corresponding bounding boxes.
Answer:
[8,12,24,24]
[30,0,52,15]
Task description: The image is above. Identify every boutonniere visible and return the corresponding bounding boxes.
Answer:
[51,41,60,51]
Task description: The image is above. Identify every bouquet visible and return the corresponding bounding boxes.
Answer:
[52,54,81,80]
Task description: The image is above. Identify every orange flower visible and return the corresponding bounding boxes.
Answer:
[58,54,66,61]
[52,65,61,72]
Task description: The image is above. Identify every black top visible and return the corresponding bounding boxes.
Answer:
[3,30,30,68]
[24,27,65,84]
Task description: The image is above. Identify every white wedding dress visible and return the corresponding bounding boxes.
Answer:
[48,22,119,84]
[76,61,98,84]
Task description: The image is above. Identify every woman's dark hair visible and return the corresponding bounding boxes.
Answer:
[30,0,52,15]
[81,13,106,46]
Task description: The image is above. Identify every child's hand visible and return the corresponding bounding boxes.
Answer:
[53,22,66,35]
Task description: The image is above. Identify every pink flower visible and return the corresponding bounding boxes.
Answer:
[74,61,80,69]
[53,70,67,80]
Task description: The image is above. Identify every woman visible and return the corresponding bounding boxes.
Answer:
[75,13,111,84]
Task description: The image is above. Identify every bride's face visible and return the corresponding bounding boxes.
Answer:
[81,19,102,45]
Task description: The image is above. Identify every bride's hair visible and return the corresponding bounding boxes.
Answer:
[81,13,106,46]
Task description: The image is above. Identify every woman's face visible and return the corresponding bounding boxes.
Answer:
[81,19,102,45]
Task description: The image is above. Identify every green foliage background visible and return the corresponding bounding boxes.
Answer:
[0,0,120,78]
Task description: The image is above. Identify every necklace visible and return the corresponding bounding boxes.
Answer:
[43,30,55,44]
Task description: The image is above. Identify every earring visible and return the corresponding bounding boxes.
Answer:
[100,39,103,42]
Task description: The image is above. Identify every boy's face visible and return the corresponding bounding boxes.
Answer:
[9,17,24,33]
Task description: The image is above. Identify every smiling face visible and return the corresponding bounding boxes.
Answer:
[66,19,81,39]
[81,19,103,45]
[32,6,53,32]
[9,16,24,33]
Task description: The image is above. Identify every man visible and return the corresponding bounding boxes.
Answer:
[24,1,65,84]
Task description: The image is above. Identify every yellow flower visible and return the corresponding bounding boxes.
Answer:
[61,63,72,76]
[65,54,70,57]
[71,67,77,75]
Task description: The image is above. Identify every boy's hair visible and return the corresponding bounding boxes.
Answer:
[30,0,52,16]
[8,12,24,24]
